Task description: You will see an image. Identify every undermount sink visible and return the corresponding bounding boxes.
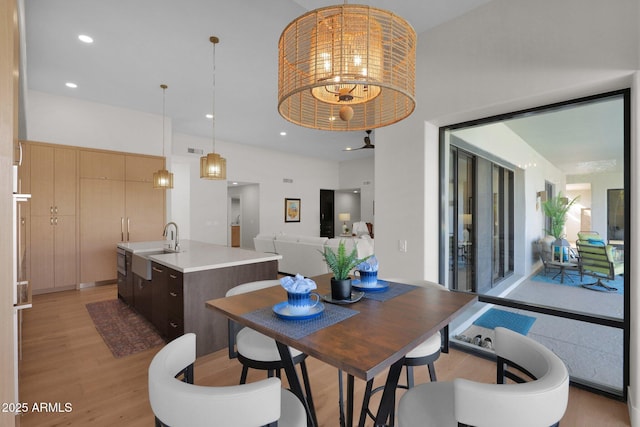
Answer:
[131,248,179,280]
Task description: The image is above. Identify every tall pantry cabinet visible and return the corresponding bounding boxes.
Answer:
[26,143,78,293]
[79,150,166,284]
[21,141,166,292]
[79,150,126,284]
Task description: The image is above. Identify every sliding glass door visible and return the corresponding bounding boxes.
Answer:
[492,165,514,284]
[449,148,474,292]
[448,147,514,293]
[440,89,629,398]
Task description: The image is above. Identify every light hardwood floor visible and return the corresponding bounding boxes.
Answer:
[18,284,630,426]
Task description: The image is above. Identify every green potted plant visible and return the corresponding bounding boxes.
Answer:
[321,240,371,300]
[542,192,578,261]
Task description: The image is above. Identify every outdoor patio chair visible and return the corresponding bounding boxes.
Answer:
[536,237,562,277]
[576,232,623,292]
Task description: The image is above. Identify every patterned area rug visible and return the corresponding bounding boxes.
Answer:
[86,299,165,358]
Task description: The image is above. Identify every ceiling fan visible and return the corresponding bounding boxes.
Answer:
[344,130,374,151]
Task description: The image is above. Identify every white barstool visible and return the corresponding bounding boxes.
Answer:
[357,278,447,427]
[398,327,569,427]
[149,333,306,427]
[226,279,317,426]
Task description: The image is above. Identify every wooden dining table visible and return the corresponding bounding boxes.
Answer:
[206,273,476,427]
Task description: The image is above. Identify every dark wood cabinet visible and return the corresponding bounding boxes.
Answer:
[166,269,184,341]
[143,256,277,356]
[133,274,152,321]
[118,251,134,305]
[151,262,168,337]
[117,273,127,303]
[151,262,184,340]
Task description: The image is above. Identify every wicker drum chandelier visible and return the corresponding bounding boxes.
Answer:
[278,4,416,131]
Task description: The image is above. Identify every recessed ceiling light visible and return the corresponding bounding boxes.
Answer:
[78,34,94,44]
[65,82,78,88]
[280,131,286,136]
[205,114,213,119]
[232,182,238,185]
[344,147,352,151]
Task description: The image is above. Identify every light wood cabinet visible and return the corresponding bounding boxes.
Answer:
[231,225,240,247]
[79,150,124,180]
[24,143,165,288]
[79,149,166,284]
[125,155,164,182]
[27,143,78,292]
[80,178,125,283]
[125,181,165,242]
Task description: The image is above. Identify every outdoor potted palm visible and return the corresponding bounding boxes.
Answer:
[542,192,578,261]
[321,241,371,301]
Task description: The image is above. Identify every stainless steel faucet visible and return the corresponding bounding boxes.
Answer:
[163,222,180,251]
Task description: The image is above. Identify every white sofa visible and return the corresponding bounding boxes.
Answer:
[325,236,374,260]
[274,235,330,277]
[253,233,277,254]
[253,233,374,277]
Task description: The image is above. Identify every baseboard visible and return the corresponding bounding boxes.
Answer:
[78,279,116,289]
[628,386,639,426]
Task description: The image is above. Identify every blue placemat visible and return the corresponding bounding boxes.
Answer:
[362,282,416,302]
[241,303,359,340]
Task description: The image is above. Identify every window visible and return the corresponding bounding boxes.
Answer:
[440,89,629,398]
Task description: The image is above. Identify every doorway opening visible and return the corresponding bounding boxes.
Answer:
[227,182,259,249]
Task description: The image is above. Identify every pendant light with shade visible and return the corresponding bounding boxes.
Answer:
[200,36,227,180]
[153,84,174,189]
[278,2,416,131]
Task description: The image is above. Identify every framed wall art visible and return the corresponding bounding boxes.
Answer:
[284,198,301,222]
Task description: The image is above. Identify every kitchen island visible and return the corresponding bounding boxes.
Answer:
[117,240,281,356]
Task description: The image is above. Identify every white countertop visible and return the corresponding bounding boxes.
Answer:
[117,240,281,273]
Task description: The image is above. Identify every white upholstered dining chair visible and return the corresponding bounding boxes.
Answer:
[226,280,317,425]
[397,327,569,427]
[148,333,306,427]
[357,278,447,426]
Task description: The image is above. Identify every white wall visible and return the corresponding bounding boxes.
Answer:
[565,185,592,244]
[26,92,341,244]
[339,156,374,223]
[27,90,165,155]
[374,118,433,280]
[373,0,638,419]
[568,173,624,239]
[166,161,190,238]
[171,132,339,239]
